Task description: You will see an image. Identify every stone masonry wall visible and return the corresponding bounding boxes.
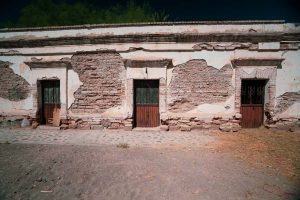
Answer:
[0,61,30,101]
[70,51,126,114]
[168,59,234,112]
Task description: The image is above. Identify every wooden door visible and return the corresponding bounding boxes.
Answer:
[241,80,266,128]
[41,80,61,126]
[134,80,159,127]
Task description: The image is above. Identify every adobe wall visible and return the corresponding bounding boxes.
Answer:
[0,22,299,131]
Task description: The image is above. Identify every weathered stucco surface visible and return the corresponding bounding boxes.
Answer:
[0,21,299,130]
[70,51,126,114]
[168,60,233,112]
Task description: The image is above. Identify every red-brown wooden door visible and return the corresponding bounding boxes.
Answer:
[134,80,159,127]
[41,80,61,126]
[241,80,266,128]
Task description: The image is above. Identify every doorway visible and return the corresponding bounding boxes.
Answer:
[241,79,267,128]
[39,80,61,126]
[134,80,160,127]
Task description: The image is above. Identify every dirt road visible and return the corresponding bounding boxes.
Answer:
[0,143,299,200]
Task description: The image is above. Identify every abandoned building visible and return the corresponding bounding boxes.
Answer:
[0,20,299,131]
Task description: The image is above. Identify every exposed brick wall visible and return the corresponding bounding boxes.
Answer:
[70,51,125,114]
[168,59,233,112]
[0,61,30,101]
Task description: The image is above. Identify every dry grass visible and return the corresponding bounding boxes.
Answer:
[116,143,130,149]
[211,128,300,185]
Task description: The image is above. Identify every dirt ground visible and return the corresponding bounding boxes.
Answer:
[210,128,300,186]
[0,129,300,200]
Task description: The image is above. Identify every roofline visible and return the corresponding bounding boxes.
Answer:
[0,20,286,33]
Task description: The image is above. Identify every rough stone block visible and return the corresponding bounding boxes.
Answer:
[203,124,211,129]
[191,124,202,131]
[79,124,91,130]
[219,123,231,132]
[160,125,169,131]
[91,125,103,130]
[32,121,39,129]
[169,125,180,131]
[235,113,242,119]
[60,124,69,130]
[124,125,132,131]
[180,125,191,131]
[212,120,221,125]
[68,123,77,129]
[21,118,31,127]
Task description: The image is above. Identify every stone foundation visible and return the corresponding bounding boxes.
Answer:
[59,117,133,131]
[265,117,300,132]
[0,115,32,128]
[160,115,242,132]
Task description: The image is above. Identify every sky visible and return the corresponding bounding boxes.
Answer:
[1,0,300,24]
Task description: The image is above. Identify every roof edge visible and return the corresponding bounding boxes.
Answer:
[0,20,286,33]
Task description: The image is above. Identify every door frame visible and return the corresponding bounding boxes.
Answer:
[240,79,267,128]
[133,79,160,128]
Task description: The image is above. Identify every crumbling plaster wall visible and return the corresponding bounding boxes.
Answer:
[0,55,80,118]
[1,42,299,125]
[275,50,300,118]
[0,56,34,115]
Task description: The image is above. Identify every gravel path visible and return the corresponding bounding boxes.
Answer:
[0,127,214,148]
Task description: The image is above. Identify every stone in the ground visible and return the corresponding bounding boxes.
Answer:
[219,123,231,132]
[203,124,211,129]
[91,125,103,130]
[212,120,221,125]
[123,125,132,131]
[169,125,180,131]
[191,124,202,131]
[180,125,191,131]
[80,125,91,130]
[21,118,30,127]
[231,123,241,132]
[265,124,277,129]
[32,121,39,129]
[68,123,77,129]
[60,124,68,130]
[160,125,169,131]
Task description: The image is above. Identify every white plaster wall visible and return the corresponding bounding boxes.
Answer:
[275,50,300,118]
[31,67,67,116]
[67,69,82,109]
[0,23,293,40]
[276,51,300,97]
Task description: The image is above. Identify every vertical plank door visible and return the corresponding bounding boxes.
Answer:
[134,80,160,127]
[41,80,61,126]
[241,80,266,128]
